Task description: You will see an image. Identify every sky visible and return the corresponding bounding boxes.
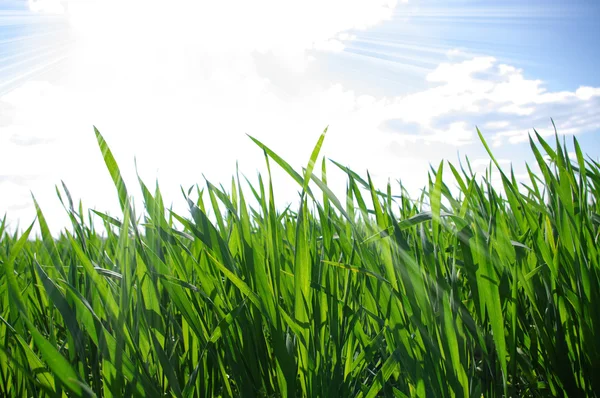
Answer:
[0,0,599,234]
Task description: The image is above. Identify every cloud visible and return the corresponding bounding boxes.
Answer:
[426,56,496,85]
[576,86,600,101]
[382,55,600,146]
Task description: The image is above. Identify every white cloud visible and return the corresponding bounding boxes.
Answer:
[432,122,473,145]
[427,56,496,84]
[381,55,600,146]
[313,39,346,53]
[484,120,510,129]
[498,104,535,116]
[576,86,600,101]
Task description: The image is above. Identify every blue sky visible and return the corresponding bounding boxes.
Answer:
[319,0,600,93]
[1,0,599,233]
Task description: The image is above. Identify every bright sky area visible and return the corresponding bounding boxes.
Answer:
[1,0,599,234]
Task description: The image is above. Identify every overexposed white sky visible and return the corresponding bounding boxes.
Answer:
[1,0,599,234]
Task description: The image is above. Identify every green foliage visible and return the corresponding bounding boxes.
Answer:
[0,126,599,397]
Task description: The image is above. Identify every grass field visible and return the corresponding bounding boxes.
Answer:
[1,125,599,397]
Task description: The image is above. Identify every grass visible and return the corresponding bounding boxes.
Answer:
[0,124,599,397]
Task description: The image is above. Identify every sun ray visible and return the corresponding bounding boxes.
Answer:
[344,45,443,69]
[391,4,586,20]
[353,36,464,56]
[340,49,430,78]
[0,49,69,95]
[0,27,67,45]
[0,40,70,67]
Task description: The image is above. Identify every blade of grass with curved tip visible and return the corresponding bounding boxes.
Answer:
[366,172,398,289]
[431,161,444,244]
[94,126,131,217]
[329,159,389,199]
[302,126,328,192]
[247,134,313,197]
[91,210,123,229]
[309,173,352,223]
[32,196,67,279]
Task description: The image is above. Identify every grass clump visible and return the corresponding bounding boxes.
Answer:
[0,125,599,397]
